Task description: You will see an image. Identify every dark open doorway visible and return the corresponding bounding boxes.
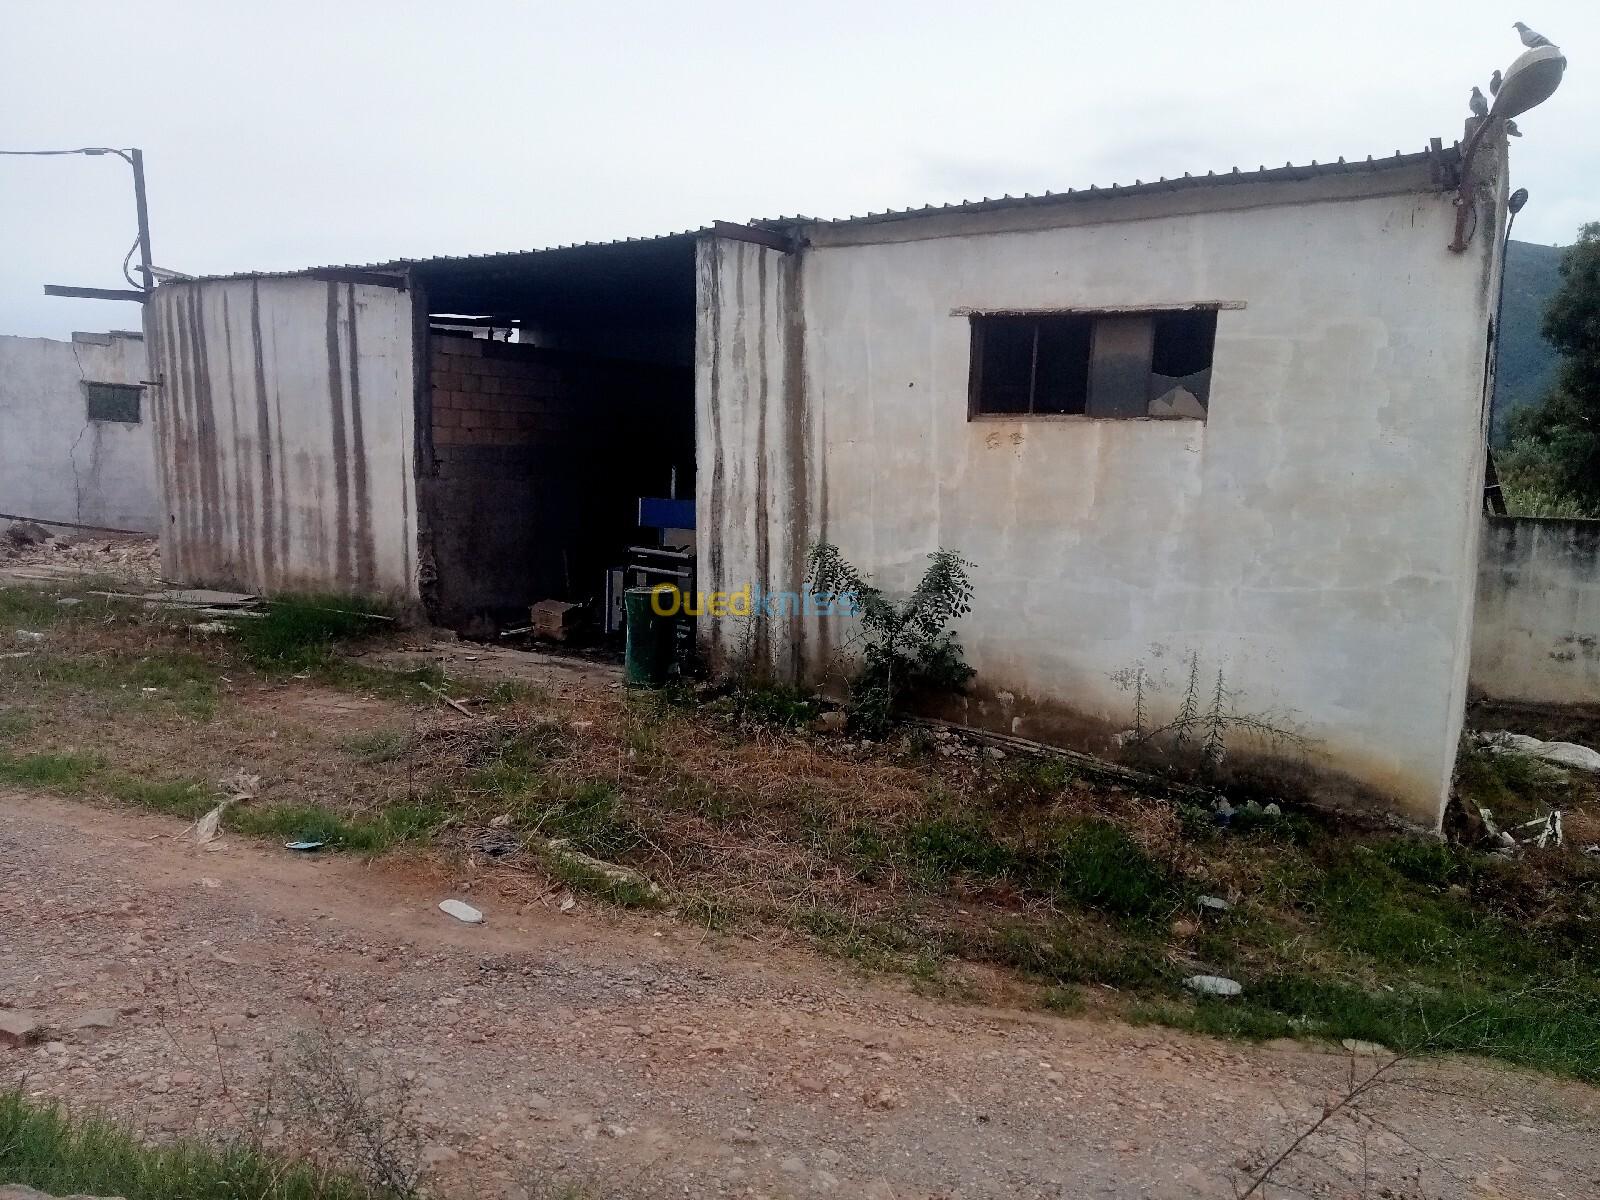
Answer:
[409,234,697,639]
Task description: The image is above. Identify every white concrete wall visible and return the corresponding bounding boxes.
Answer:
[1471,517,1600,706]
[146,278,418,600]
[0,332,160,533]
[699,160,1506,827]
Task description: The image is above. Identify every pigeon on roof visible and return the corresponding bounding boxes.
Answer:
[1513,22,1553,48]
[1505,119,1523,137]
[1489,69,1503,96]
[1469,86,1489,117]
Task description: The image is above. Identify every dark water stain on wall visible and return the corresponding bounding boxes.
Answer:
[752,249,773,668]
[325,282,353,590]
[346,287,376,591]
[248,280,279,583]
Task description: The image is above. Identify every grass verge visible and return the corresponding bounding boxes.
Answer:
[0,1089,377,1200]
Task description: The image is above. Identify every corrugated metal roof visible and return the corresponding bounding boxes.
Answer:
[183,227,709,284]
[756,143,1459,230]
[182,141,1458,282]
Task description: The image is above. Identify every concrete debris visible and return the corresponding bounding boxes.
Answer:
[439,898,485,924]
[1479,731,1600,774]
[1,530,159,586]
[544,838,660,897]
[0,1010,46,1046]
[1182,974,1243,998]
[14,630,45,644]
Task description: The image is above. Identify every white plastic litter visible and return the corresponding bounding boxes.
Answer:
[439,899,484,924]
[1183,974,1242,997]
[1481,731,1600,773]
[190,804,226,845]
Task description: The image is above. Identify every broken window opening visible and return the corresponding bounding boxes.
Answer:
[970,309,1217,420]
[83,381,142,423]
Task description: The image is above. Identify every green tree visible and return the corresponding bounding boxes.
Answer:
[1501,222,1600,514]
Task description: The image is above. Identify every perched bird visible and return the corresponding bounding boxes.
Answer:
[1469,86,1489,117]
[1489,69,1503,96]
[1513,21,1552,49]
[1506,119,1523,137]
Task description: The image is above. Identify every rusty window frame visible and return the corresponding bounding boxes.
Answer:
[82,381,142,424]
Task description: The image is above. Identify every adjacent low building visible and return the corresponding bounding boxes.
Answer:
[140,128,1512,828]
[0,330,161,534]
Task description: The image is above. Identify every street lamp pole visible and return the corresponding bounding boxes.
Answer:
[129,148,153,293]
[1,144,153,293]
[83,146,153,293]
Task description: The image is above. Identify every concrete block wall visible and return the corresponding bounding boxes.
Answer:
[429,336,582,449]
[422,336,692,626]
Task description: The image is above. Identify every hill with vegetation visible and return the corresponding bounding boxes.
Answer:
[1493,239,1567,444]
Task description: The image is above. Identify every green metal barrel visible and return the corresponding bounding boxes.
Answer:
[624,587,678,687]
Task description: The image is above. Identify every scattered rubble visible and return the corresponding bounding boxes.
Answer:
[0,1010,45,1046]
[3,520,52,547]
[1480,730,1600,774]
[0,524,160,585]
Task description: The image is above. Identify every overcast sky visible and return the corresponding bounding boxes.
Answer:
[2,1,1593,339]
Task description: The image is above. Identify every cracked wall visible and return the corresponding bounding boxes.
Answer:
[0,331,160,533]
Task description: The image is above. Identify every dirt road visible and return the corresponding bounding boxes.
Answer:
[1,792,1594,1198]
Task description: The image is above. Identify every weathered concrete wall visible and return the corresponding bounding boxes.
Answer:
[699,160,1505,827]
[0,332,160,533]
[1471,517,1600,705]
[146,279,418,600]
[695,238,814,677]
